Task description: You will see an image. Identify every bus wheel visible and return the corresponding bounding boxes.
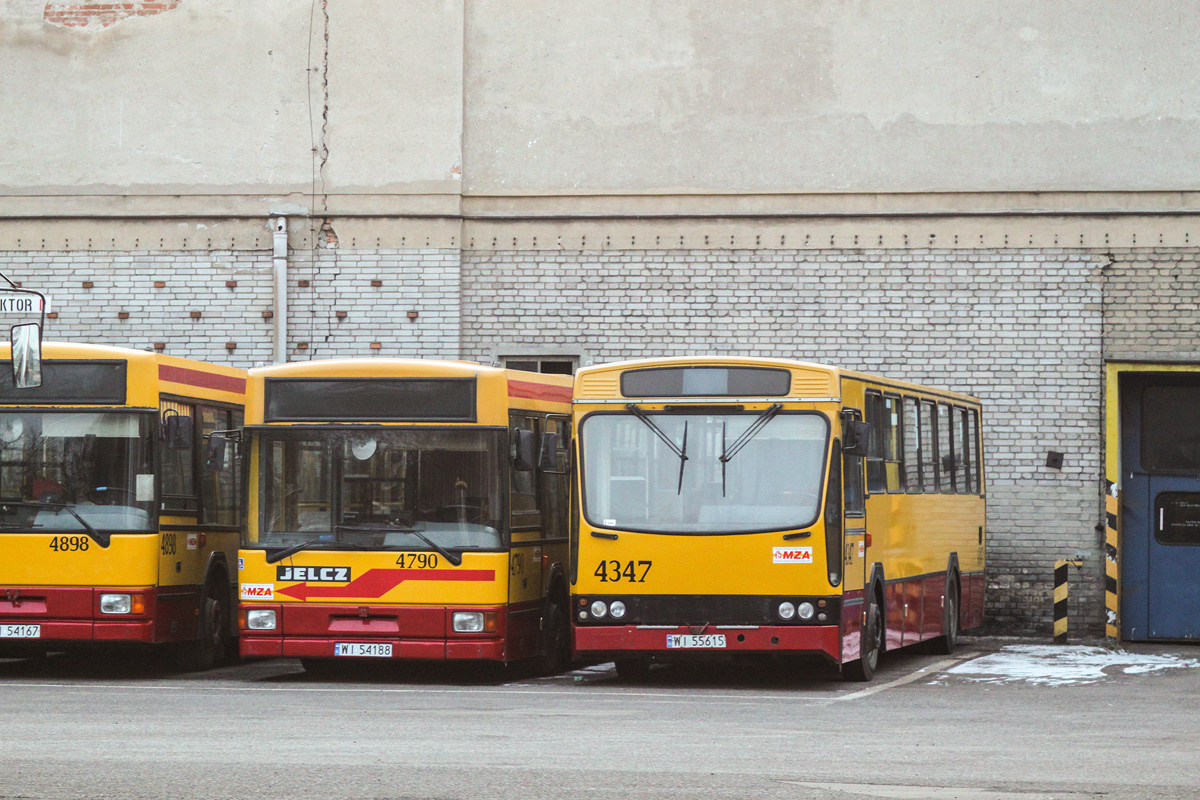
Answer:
[175,582,228,672]
[614,658,651,681]
[843,594,882,682]
[930,578,959,655]
[536,600,569,676]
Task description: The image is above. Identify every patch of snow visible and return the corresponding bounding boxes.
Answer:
[946,644,1199,686]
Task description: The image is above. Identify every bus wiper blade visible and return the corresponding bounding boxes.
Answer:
[336,524,462,567]
[626,404,689,495]
[720,404,783,497]
[0,500,109,547]
[265,540,399,564]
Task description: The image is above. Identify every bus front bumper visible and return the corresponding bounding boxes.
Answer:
[573,624,842,661]
[239,603,511,662]
[0,586,173,646]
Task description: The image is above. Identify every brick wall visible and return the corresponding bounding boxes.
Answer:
[462,247,1111,635]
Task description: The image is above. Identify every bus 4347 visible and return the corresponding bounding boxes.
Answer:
[570,357,984,681]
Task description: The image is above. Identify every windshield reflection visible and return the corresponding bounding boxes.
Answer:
[581,412,829,534]
[0,412,156,533]
[255,429,505,551]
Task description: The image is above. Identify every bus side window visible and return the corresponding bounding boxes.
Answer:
[864,392,886,494]
[199,405,243,526]
[937,403,955,493]
[883,394,903,492]
[538,416,569,541]
[956,408,971,495]
[919,400,938,492]
[902,397,922,493]
[160,400,197,513]
[843,410,866,518]
[968,409,981,494]
[509,414,542,529]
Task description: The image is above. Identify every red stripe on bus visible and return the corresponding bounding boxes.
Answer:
[158,364,246,394]
[507,380,571,404]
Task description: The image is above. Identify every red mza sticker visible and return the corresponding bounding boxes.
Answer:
[772,547,813,564]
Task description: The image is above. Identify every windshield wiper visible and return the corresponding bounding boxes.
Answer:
[719,403,783,496]
[336,524,463,567]
[626,404,689,494]
[264,540,398,564]
[0,500,109,547]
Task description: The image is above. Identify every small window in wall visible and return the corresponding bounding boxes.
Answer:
[920,400,938,492]
[503,357,577,375]
[967,409,981,493]
[865,392,887,494]
[937,403,955,493]
[883,395,903,492]
[902,397,922,493]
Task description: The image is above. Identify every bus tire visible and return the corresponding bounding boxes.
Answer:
[843,592,883,682]
[930,576,959,655]
[614,658,651,681]
[536,599,569,676]
[175,580,228,672]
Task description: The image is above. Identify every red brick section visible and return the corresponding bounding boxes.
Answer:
[44,1,182,29]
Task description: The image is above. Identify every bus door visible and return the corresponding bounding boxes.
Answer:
[508,416,544,657]
[1120,375,1200,640]
[841,410,869,598]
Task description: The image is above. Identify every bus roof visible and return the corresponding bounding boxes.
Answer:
[574,356,979,406]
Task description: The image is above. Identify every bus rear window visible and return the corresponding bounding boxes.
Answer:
[621,367,790,398]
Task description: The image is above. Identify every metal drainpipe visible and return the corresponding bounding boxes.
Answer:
[271,217,288,363]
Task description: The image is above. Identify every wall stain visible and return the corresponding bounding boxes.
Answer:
[44,1,181,29]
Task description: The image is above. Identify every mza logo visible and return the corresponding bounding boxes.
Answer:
[772,547,813,564]
[239,583,274,600]
[276,565,351,583]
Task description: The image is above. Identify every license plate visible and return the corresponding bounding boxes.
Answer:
[666,634,726,649]
[0,624,40,639]
[334,642,392,658]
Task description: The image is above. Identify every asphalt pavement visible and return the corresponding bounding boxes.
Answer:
[0,637,1197,800]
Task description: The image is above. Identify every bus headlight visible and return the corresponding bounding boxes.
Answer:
[609,601,626,619]
[777,601,796,620]
[453,611,485,633]
[99,594,131,615]
[246,609,277,630]
[590,600,608,619]
[797,602,815,620]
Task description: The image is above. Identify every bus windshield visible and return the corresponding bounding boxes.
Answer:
[0,411,156,533]
[581,412,829,534]
[254,429,506,551]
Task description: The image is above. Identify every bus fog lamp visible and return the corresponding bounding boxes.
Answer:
[777,601,795,620]
[453,611,485,633]
[246,609,276,630]
[797,602,815,620]
[609,601,626,619]
[99,594,132,615]
[590,600,608,619]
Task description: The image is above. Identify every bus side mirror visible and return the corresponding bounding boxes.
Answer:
[165,415,193,450]
[537,432,559,470]
[11,322,42,389]
[843,420,871,457]
[511,428,536,472]
[204,436,228,472]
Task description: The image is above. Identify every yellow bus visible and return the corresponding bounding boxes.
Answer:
[0,342,247,669]
[237,359,574,673]
[571,357,985,681]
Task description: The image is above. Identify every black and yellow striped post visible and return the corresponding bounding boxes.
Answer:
[1054,559,1084,644]
[1105,482,1120,641]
